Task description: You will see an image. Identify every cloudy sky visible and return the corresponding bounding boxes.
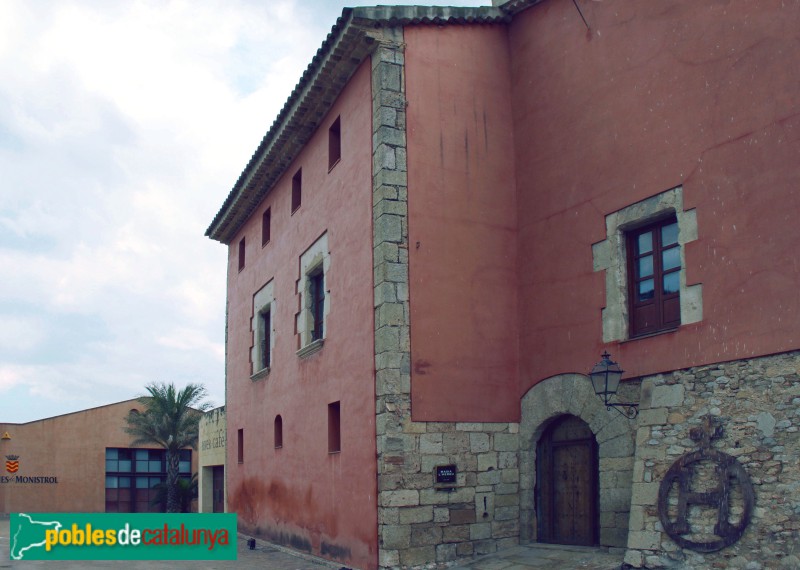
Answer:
[0,0,489,423]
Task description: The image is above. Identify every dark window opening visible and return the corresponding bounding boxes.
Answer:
[262,208,271,246]
[328,116,341,170]
[309,269,324,341]
[238,237,246,271]
[237,428,244,464]
[274,415,283,449]
[291,169,302,213]
[328,401,341,453]
[628,217,681,337]
[260,310,271,369]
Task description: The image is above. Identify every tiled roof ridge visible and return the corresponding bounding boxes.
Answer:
[205,3,529,243]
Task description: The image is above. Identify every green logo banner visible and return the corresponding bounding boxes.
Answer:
[10,513,237,560]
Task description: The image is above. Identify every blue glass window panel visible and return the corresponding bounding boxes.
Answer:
[179,461,191,474]
[106,476,118,489]
[136,450,149,460]
[638,255,653,278]
[662,222,678,246]
[663,247,680,271]
[638,279,655,301]
[106,460,118,472]
[663,272,680,294]
[136,460,149,472]
[637,231,653,254]
[136,477,149,489]
[119,477,131,488]
[106,449,118,460]
[150,477,163,488]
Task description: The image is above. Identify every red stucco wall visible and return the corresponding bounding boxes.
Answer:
[224,61,377,569]
[510,0,800,394]
[405,24,520,422]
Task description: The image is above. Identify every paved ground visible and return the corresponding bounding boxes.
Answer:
[1,516,623,569]
[451,544,623,570]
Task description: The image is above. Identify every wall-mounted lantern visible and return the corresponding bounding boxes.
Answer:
[589,351,638,418]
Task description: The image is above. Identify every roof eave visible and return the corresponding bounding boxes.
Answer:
[205,5,511,245]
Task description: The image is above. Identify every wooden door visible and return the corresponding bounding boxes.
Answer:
[212,466,225,513]
[536,415,598,546]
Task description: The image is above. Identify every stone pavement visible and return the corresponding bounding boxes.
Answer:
[1,515,623,569]
[452,544,623,570]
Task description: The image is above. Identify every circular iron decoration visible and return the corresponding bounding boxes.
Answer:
[658,445,755,552]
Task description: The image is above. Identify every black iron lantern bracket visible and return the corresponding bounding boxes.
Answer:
[589,351,639,419]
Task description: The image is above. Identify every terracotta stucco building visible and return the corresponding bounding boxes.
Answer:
[206,1,800,569]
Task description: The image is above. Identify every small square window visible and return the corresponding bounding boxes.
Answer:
[262,208,271,246]
[328,401,341,453]
[628,217,681,337]
[238,237,246,271]
[291,169,302,213]
[328,116,341,170]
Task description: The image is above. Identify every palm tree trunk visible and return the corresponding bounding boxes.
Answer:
[166,449,181,513]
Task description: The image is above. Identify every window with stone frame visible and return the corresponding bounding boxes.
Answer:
[592,185,702,342]
[296,233,330,356]
[628,217,681,337]
[251,280,275,377]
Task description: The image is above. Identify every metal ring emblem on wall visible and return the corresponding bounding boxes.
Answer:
[657,417,755,553]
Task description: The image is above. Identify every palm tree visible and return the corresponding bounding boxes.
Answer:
[125,382,211,513]
[151,473,198,513]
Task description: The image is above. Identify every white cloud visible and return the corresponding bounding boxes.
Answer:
[0,316,47,353]
[0,0,489,423]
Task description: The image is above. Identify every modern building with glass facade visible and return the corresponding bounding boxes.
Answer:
[1,399,197,514]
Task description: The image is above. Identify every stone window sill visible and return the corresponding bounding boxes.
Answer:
[250,367,270,382]
[621,326,679,344]
[297,339,324,359]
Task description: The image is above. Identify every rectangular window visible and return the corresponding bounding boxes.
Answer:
[251,281,274,374]
[328,401,341,453]
[291,169,302,213]
[274,415,283,449]
[260,310,271,369]
[328,116,341,170]
[238,237,246,271]
[262,208,271,246]
[628,217,681,337]
[309,269,324,341]
[237,428,244,463]
[104,447,191,513]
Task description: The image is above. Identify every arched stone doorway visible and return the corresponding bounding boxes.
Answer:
[519,373,637,548]
[536,415,598,546]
